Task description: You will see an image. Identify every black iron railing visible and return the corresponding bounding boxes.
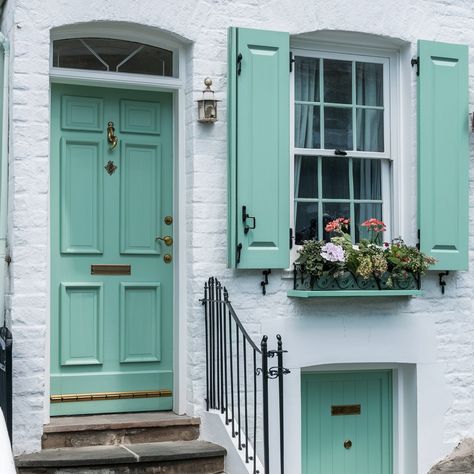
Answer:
[202,277,289,474]
[0,323,12,444]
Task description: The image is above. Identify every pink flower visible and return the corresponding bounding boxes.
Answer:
[325,217,350,233]
[361,218,386,232]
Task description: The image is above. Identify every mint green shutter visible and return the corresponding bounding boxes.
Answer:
[228,27,290,269]
[418,40,469,271]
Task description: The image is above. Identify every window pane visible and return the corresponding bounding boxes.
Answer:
[356,109,384,152]
[295,105,320,148]
[353,159,382,200]
[323,202,350,241]
[324,59,352,104]
[53,38,173,77]
[324,107,352,150]
[118,45,173,76]
[356,62,383,106]
[84,38,138,70]
[295,202,319,244]
[52,38,107,71]
[322,157,349,199]
[295,56,320,102]
[296,156,318,198]
[355,203,383,241]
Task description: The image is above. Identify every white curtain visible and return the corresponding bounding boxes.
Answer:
[295,58,318,148]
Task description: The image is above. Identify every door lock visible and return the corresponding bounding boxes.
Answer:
[344,440,352,450]
[163,254,172,263]
[156,235,173,246]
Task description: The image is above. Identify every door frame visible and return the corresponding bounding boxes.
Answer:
[47,26,188,421]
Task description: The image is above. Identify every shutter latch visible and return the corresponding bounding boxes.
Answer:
[236,243,242,265]
[242,205,256,234]
[237,53,243,75]
[411,57,420,76]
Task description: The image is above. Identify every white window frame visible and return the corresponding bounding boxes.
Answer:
[290,40,400,263]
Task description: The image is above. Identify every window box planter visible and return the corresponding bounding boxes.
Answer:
[288,264,422,298]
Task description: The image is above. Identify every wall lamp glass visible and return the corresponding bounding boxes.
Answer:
[197,77,220,123]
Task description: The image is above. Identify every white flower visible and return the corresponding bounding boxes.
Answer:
[321,242,345,262]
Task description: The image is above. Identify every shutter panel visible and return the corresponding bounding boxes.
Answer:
[418,40,469,271]
[228,27,290,269]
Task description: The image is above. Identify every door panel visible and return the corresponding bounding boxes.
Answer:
[61,95,103,131]
[60,139,104,254]
[120,99,161,135]
[120,283,161,363]
[60,283,103,366]
[120,142,161,254]
[51,84,174,415]
[302,371,392,474]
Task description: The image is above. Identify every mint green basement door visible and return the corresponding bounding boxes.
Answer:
[50,84,174,415]
[302,371,392,474]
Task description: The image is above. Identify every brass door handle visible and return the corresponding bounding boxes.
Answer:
[156,235,173,246]
[107,121,118,150]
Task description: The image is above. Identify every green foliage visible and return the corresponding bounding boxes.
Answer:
[296,219,436,281]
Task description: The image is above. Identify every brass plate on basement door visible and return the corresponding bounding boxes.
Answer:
[331,404,361,416]
[91,264,131,275]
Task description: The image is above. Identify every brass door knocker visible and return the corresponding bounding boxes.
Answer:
[107,121,118,149]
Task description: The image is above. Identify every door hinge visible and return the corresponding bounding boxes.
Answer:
[289,228,293,249]
[237,53,243,75]
[290,51,295,72]
[236,243,242,265]
[416,229,420,250]
[411,57,420,76]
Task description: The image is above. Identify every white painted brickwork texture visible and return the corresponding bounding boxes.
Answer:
[3,0,474,471]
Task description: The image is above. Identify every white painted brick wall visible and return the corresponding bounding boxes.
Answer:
[1,0,474,470]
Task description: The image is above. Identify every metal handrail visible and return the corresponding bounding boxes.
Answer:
[0,323,12,444]
[201,277,289,474]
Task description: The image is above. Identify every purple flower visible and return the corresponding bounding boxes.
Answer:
[321,242,345,262]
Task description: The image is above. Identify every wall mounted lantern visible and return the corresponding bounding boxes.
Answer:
[197,77,219,123]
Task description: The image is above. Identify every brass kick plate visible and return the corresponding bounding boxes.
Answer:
[91,264,131,275]
[51,389,172,403]
[331,404,361,416]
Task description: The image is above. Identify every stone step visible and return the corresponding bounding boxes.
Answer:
[16,440,226,474]
[42,412,200,449]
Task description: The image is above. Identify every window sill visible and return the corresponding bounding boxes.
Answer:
[287,289,423,298]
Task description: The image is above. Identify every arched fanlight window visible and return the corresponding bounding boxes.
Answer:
[52,38,174,77]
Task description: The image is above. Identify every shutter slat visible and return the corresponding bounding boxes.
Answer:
[418,40,469,271]
[228,27,290,269]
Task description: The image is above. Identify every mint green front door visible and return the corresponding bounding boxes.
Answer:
[302,371,392,474]
[50,84,174,416]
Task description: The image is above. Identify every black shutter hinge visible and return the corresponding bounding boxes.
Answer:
[290,52,295,72]
[289,228,293,249]
[416,229,420,250]
[261,269,271,295]
[237,53,243,75]
[411,57,420,76]
[439,271,449,295]
[236,243,242,265]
